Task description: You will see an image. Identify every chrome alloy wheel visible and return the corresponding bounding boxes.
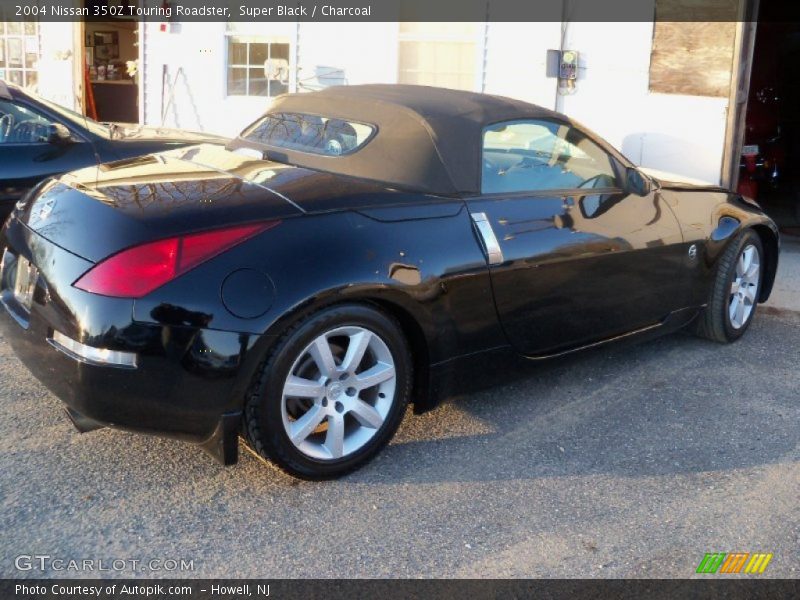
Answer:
[280,326,397,460]
[729,244,760,330]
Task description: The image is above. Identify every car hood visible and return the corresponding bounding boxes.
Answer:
[640,167,730,193]
[109,123,230,145]
[19,144,427,262]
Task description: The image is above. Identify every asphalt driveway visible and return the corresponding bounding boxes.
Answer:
[1,256,798,579]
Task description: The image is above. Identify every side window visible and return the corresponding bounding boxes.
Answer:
[482,119,620,194]
[0,100,55,144]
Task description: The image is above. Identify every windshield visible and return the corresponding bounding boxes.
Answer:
[241,112,375,156]
[33,93,112,138]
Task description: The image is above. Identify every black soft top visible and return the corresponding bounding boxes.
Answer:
[0,79,13,100]
[240,84,565,196]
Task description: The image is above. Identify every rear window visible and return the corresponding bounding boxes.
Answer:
[241,112,375,156]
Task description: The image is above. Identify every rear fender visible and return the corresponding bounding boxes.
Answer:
[250,208,505,394]
[133,207,504,413]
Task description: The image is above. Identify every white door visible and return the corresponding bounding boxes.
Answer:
[36,22,81,111]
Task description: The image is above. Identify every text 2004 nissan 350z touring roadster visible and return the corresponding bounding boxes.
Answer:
[0,85,779,479]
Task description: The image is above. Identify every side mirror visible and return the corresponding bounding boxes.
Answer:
[47,123,72,145]
[625,167,651,196]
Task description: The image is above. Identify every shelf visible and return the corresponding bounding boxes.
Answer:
[90,79,136,86]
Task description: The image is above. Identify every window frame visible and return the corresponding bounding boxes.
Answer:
[224,35,291,98]
[397,23,483,92]
[478,118,629,197]
[0,20,41,90]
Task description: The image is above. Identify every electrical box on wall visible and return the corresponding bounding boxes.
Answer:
[547,49,579,95]
[559,51,579,80]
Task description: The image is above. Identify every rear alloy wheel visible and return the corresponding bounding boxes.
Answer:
[282,326,397,460]
[244,304,412,479]
[694,229,763,343]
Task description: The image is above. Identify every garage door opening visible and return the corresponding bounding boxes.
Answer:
[738,3,800,233]
[82,16,140,123]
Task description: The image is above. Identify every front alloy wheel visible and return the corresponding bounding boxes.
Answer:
[693,229,764,343]
[728,244,760,330]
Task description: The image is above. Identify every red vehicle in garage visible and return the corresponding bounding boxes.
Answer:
[738,85,785,201]
[738,20,800,205]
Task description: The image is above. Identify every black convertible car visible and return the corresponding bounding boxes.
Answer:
[0,85,779,479]
[0,79,227,219]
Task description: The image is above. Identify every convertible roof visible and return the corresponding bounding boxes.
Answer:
[245,84,564,195]
[0,79,12,101]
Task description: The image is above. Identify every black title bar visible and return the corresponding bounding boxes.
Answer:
[0,0,791,23]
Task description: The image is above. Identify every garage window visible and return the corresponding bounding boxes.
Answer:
[398,23,479,91]
[649,1,737,97]
[0,20,40,90]
[226,36,290,97]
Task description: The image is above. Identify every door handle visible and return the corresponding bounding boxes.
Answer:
[471,212,504,265]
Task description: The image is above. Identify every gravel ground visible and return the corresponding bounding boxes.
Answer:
[766,236,800,312]
[0,308,798,579]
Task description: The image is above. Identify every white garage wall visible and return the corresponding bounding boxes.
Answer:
[142,22,232,135]
[297,22,399,91]
[556,21,729,184]
[482,21,561,107]
[141,20,730,184]
[143,22,400,136]
[36,22,80,111]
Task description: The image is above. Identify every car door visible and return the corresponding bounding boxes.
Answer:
[468,118,686,357]
[0,98,97,212]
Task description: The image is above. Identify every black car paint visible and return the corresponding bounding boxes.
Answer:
[468,189,687,356]
[0,134,779,465]
[0,83,227,218]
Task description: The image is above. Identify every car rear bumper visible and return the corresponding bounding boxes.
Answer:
[0,217,265,464]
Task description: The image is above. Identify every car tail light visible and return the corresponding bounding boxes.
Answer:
[74,221,279,298]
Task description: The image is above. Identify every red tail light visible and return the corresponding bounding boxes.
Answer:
[74,221,279,298]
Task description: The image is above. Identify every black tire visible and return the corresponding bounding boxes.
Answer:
[693,229,764,343]
[243,303,412,480]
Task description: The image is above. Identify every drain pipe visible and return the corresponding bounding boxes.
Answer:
[554,0,570,113]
